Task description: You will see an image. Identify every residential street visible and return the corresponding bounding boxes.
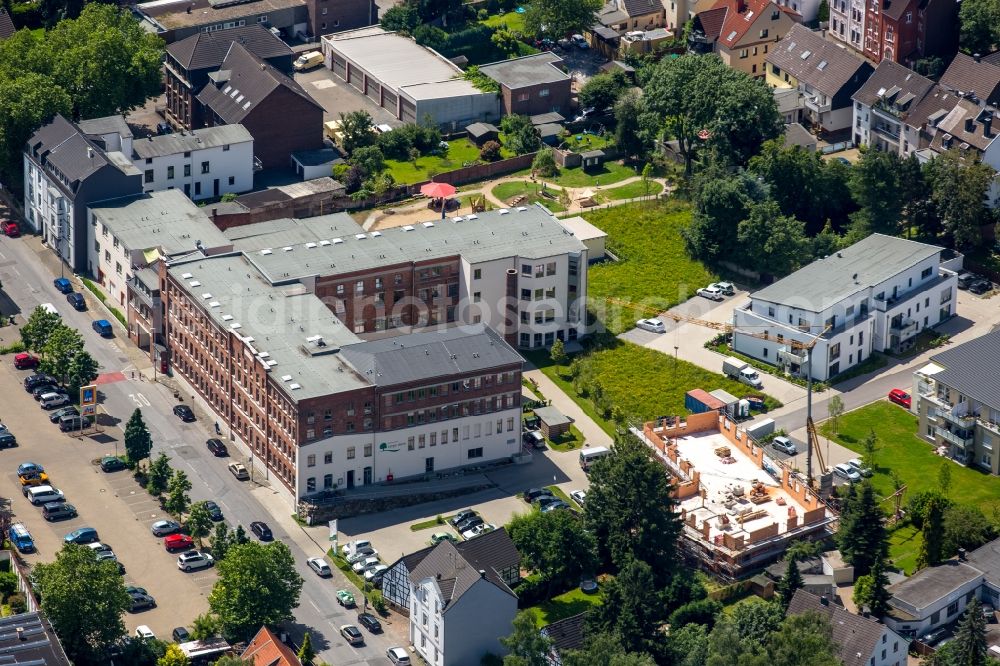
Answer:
[0,233,403,665]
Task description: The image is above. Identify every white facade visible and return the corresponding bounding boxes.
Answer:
[885,568,984,636]
[23,158,76,268]
[853,100,923,155]
[829,0,865,52]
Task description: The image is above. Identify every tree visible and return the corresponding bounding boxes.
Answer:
[924,148,996,249]
[684,170,762,262]
[728,598,784,644]
[563,633,658,666]
[853,556,891,617]
[584,432,682,588]
[66,350,99,394]
[234,524,250,545]
[640,163,653,199]
[491,28,521,56]
[817,0,829,20]
[826,395,844,434]
[209,541,303,642]
[953,598,988,666]
[20,305,63,355]
[668,598,723,629]
[777,557,803,610]
[587,559,663,656]
[944,505,997,556]
[849,147,905,236]
[767,612,841,666]
[532,148,558,178]
[705,620,768,666]
[480,140,502,162]
[350,145,385,178]
[165,469,192,517]
[0,72,72,190]
[523,0,602,40]
[578,71,629,111]
[379,2,419,33]
[736,200,810,276]
[500,114,540,155]
[186,501,214,548]
[501,611,552,666]
[190,612,221,640]
[938,460,953,496]
[748,139,827,231]
[40,324,86,385]
[158,644,191,666]
[213,658,250,666]
[958,0,1000,56]
[146,452,172,496]
[917,493,946,569]
[297,632,316,666]
[212,522,233,561]
[642,54,781,174]
[860,428,879,472]
[508,510,598,592]
[124,408,153,470]
[613,91,650,161]
[339,109,376,155]
[549,339,567,366]
[33,544,131,663]
[836,481,887,576]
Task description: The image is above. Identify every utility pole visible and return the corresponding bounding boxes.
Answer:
[805,348,814,487]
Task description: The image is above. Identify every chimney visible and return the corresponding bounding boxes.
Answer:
[985,115,993,138]
[186,4,191,12]
[965,117,974,133]
[479,569,486,579]
[87,146,94,159]
[959,547,967,560]
[15,628,24,641]
[974,53,981,62]
[820,595,829,606]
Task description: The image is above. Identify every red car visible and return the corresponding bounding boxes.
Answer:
[888,388,911,409]
[14,353,39,370]
[2,221,19,238]
[164,534,194,552]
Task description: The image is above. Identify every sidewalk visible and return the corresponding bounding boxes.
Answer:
[522,365,613,448]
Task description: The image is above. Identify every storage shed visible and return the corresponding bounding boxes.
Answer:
[466,122,499,146]
[534,405,573,440]
[685,388,727,414]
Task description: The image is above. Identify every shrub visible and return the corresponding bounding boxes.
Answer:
[0,341,26,355]
[0,571,17,600]
[8,593,26,615]
[81,278,107,303]
[477,8,489,19]
[532,148,558,177]
[369,590,387,614]
[668,598,723,629]
[479,140,502,162]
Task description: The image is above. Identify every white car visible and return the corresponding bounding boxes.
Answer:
[387,647,411,665]
[697,286,724,301]
[307,557,332,577]
[177,550,214,572]
[712,281,735,296]
[462,523,495,540]
[347,549,378,564]
[570,489,587,505]
[364,564,388,583]
[135,625,156,640]
[833,463,861,482]
[635,318,666,334]
[846,458,872,477]
[341,540,373,556]
[352,556,380,574]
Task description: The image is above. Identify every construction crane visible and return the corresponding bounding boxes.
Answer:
[606,296,832,488]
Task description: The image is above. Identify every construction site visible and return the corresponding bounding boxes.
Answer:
[637,411,837,580]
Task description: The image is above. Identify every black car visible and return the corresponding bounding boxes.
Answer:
[533,495,560,509]
[456,515,483,532]
[24,374,55,391]
[450,509,477,527]
[204,500,224,521]
[0,433,16,448]
[206,438,228,457]
[127,589,156,612]
[250,521,273,541]
[523,488,553,503]
[357,612,382,633]
[100,456,126,472]
[49,405,79,423]
[66,292,86,311]
[32,384,62,400]
[969,279,993,295]
[173,404,195,422]
[172,627,190,643]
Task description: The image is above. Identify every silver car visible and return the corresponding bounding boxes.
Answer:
[772,436,797,455]
[697,286,724,301]
[635,318,666,334]
[833,463,861,482]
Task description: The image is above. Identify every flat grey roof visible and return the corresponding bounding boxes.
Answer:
[90,190,231,255]
[226,204,587,284]
[931,330,1000,413]
[751,233,943,311]
[400,78,483,101]
[132,124,252,159]
[966,537,1000,587]
[78,114,133,139]
[479,52,570,89]
[290,147,344,167]
[888,560,982,611]
[534,405,571,427]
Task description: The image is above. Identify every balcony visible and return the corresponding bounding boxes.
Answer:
[890,319,919,340]
[938,406,977,430]
[936,425,974,448]
[872,124,901,141]
[803,93,832,114]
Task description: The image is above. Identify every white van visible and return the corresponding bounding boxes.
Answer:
[40,303,60,317]
[293,51,323,71]
[27,485,65,505]
[39,392,69,409]
[579,446,611,471]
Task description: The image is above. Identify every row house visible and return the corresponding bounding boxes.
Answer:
[829,0,957,65]
[689,0,799,80]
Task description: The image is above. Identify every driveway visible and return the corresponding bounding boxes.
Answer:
[295,67,402,127]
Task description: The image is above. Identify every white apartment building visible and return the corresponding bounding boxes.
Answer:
[851,60,936,155]
[733,233,957,381]
[828,0,865,52]
[131,125,254,200]
[409,540,517,666]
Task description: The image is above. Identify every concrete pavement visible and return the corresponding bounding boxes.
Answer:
[521,367,613,448]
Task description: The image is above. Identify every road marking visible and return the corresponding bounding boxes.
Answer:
[312,80,336,89]
[96,372,126,385]
[128,393,151,407]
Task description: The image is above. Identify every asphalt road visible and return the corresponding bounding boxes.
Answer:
[0,235,402,665]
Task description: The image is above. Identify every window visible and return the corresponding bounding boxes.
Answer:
[364,443,372,457]
[921,266,932,279]
[324,452,333,464]
[521,264,531,276]
[521,289,531,301]
[336,284,344,295]
[307,454,316,467]
[346,446,356,459]
[760,28,768,37]
[194,182,201,196]
[534,288,544,300]
[507,417,515,431]
[517,92,529,102]
[739,49,749,58]
[228,176,235,185]
[468,447,483,459]
[539,88,549,97]
[520,311,529,323]
[535,264,544,277]
[167,166,174,180]
[201,161,210,174]
[306,477,315,492]
[768,306,775,317]
[356,280,364,294]
[105,250,111,262]
[144,169,154,183]
[408,437,415,450]
[184,164,191,177]
[830,343,841,360]
[473,268,482,280]
[473,292,481,302]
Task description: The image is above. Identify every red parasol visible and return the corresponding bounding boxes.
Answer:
[420,182,457,199]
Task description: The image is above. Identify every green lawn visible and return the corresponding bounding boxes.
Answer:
[524,353,617,437]
[551,161,638,187]
[888,524,923,575]
[384,139,492,184]
[481,10,527,32]
[558,132,614,152]
[584,201,718,334]
[821,401,1000,511]
[525,587,602,627]
[598,180,664,202]
[492,181,567,212]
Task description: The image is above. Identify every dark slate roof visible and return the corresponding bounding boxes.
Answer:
[0,611,72,664]
[196,42,321,123]
[385,526,520,586]
[766,24,872,98]
[541,612,588,653]
[410,539,516,609]
[787,590,887,666]
[939,52,1000,105]
[930,330,1000,412]
[466,122,499,138]
[966,537,1000,588]
[782,122,817,149]
[26,115,112,186]
[530,112,565,126]
[984,50,1000,67]
[619,0,664,16]
[928,98,999,152]
[168,25,292,71]
[479,52,570,89]
[888,560,983,611]
[0,7,16,40]
[339,325,523,387]
[77,115,133,140]
[852,59,935,110]
[882,0,917,21]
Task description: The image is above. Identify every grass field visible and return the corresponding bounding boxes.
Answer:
[525,587,602,627]
[525,353,617,437]
[492,181,567,212]
[597,180,664,202]
[888,524,923,574]
[583,202,717,334]
[481,10,527,32]
[550,161,638,187]
[385,139,491,184]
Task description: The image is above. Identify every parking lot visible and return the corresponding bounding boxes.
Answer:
[1,360,212,639]
[294,66,402,127]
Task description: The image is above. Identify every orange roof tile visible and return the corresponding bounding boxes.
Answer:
[241,627,303,666]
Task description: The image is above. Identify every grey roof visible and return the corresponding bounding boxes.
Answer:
[709,388,739,404]
[888,560,983,611]
[853,59,935,110]
[78,115,133,140]
[290,147,344,167]
[541,612,588,653]
[132,124,252,159]
[618,0,663,16]
[966,537,1000,587]
[0,7,15,40]
[466,122,499,138]
[167,24,291,71]
[136,0,305,31]
[226,204,587,284]
[410,538,516,610]
[0,611,72,664]
[400,78,486,101]
[534,405,571,427]
[766,24,872,99]
[782,122,817,149]
[751,233,943,311]
[25,115,133,187]
[90,190,231,255]
[939,52,1000,104]
[930,330,1000,413]
[530,112,565,126]
[339,325,522,387]
[197,42,321,123]
[479,52,570,89]
[787,590,887,665]
[537,123,564,139]
[928,97,1000,152]
[388,526,519,580]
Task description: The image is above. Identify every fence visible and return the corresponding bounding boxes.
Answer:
[429,152,538,186]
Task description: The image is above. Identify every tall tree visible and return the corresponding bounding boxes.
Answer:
[66,351,100,394]
[523,0,602,40]
[208,541,303,642]
[379,2,419,33]
[836,481,887,576]
[853,555,891,617]
[33,544,131,663]
[587,559,663,656]
[924,148,996,249]
[186,501,214,548]
[777,557,803,610]
[563,633,658,666]
[705,620,769,666]
[297,632,315,666]
[767,612,841,666]
[40,324,86,385]
[19,305,63,355]
[613,91,650,161]
[944,505,997,556]
[958,0,1000,55]
[165,469,192,517]
[158,644,191,666]
[952,598,988,666]
[212,522,233,561]
[736,199,810,277]
[190,612,221,640]
[938,461,952,496]
[0,72,72,188]
[500,114,541,155]
[728,598,784,644]
[917,493,946,569]
[501,611,552,666]
[849,147,905,236]
[683,170,763,262]
[578,71,629,111]
[748,139,826,230]
[508,510,598,592]
[124,408,153,469]
[338,110,376,155]
[146,452,172,496]
[584,432,681,587]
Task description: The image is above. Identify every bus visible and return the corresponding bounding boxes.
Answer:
[8,523,34,553]
[579,446,611,471]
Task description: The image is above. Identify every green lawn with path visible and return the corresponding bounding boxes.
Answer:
[583,201,717,334]
[597,180,664,202]
[481,10,527,32]
[385,139,506,184]
[888,524,923,575]
[550,161,638,187]
[492,181,567,212]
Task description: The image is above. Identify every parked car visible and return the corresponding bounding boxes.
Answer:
[846,458,872,477]
[712,281,735,296]
[430,532,456,545]
[921,627,949,645]
[17,463,46,479]
[59,415,91,432]
[341,539,374,557]
[352,556,380,574]
[172,404,195,422]
[364,564,388,583]
[250,521,273,541]
[833,463,861,482]
[455,515,483,532]
[307,557,332,577]
[177,551,214,571]
[462,523,496,539]
[49,406,79,423]
[2,220,20,237]
[151,520,181,537]
[206,438,228,456]
[100,456,126,472]
[228,462,249,480]
[92,320,113,337]
[172,627,191,643]
[571,33,588,48]
[888,388,911,409]
[127,586,156,612]
[336,589,356,607]
[984,604,995,623]
[957,272,975,289]
[65,527,99,544]
[24,374,55,391]
[522,430,545,448]
[969,279,993,295]
[358,612,382,633]
[635,318,666,334]
[27,485,64,505]
[340,624,364,646]
[697,285,724,301]
[32,384,60,400]
[772,436,797,455]
[387,647,411,665]
[43,502,76,521]
[540,501,570,513]
[13,353,39,370]
[523,489,552,503]
[19,470,48,487]
[53,277,73,294]
[135,625,156,641]
[66,292,86,311]
[40,392,70,409]
[450,509,477,526]
[570,489,587,505]
[533,496,560,509]
[204,501,223,521]
[0,433,16,448]
[164,534,194,552]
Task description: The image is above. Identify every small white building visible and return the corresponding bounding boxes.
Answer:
[131,125,254,200]
[884,560,984,637]
[409,540,517,666]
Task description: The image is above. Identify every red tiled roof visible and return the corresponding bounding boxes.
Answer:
[241,627,302,666]
[709,0,796,48]
[698,5,730,39]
